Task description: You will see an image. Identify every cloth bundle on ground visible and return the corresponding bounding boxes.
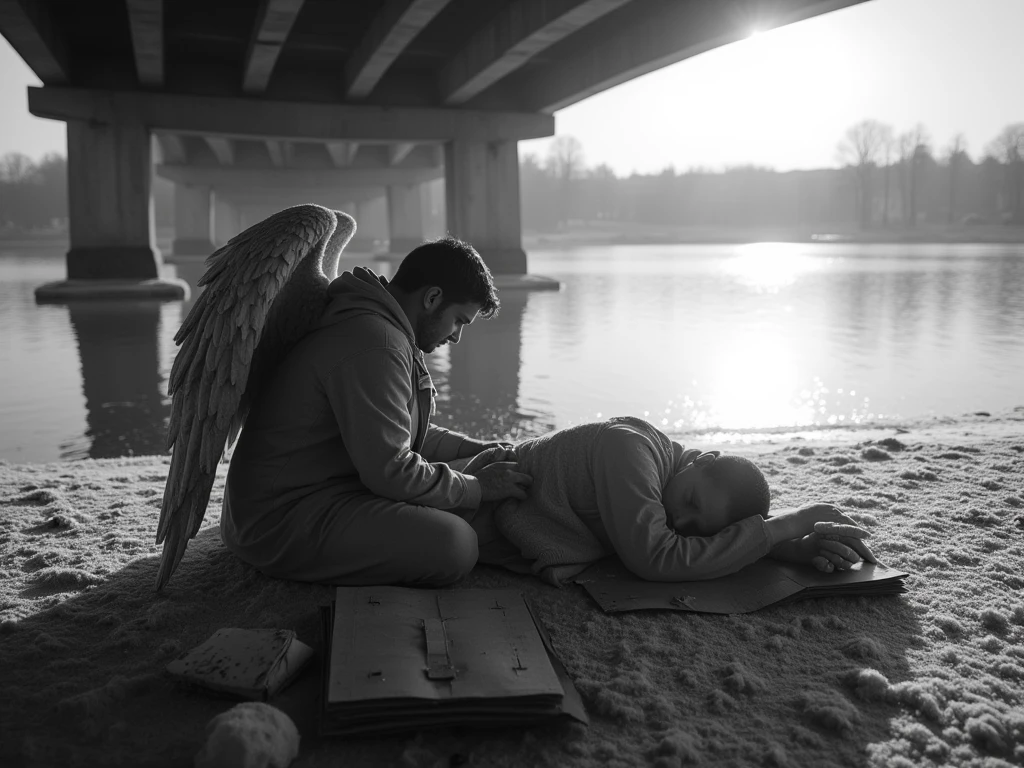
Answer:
[491,417,680,587]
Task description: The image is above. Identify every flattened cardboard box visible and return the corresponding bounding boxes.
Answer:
[319,587,588,736]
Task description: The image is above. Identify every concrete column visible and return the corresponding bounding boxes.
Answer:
[444,139,526,275]
[65,117,161,279]
[213,196,241,247]
[172,184,215,256]
[387,183,426,255]
[348,197,384,253]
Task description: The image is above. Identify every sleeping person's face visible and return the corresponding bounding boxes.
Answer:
[662,459,751,536]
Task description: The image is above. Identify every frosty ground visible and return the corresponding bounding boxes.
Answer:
[1,413,1022,767]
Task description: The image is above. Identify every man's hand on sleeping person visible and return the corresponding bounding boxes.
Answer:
[481,440,515,452]
[459,439,516,460]
[463,445,518,476]
[473,461,532,502]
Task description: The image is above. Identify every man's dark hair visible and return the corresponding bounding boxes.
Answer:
[391,236,500,318]
[706,456,771,519]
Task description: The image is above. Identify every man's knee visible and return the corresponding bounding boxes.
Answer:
[426,518,479,585]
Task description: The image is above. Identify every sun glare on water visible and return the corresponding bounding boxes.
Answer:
[722,242,824,293]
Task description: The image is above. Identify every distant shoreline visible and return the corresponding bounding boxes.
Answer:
[524,221,1024,248]
[4,223,1024,252]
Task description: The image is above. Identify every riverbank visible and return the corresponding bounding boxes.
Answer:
[6,222,1024,256]
[524,221,1024,248]
[1,412,1022,767]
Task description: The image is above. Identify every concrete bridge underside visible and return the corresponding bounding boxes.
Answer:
[0,0,867,298]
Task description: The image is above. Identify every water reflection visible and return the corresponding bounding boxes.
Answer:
[65,301,172,459]
[2,242,1023,463]
[427,294,555,441]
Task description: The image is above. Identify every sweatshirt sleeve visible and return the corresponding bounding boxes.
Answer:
[324,346,475,510]
[420,425,470,463]
[592,429,772,582]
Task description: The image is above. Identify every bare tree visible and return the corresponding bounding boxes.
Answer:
[896,124,931,226]
[547,135,585,227]
[0,152,37,183]
[944,133,968,225]
[985,123,1024,222]
[836,120,886,229]
[878,123,895,227]
[896,132,915,223]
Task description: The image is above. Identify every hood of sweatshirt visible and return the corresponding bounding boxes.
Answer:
[319,266,416,345]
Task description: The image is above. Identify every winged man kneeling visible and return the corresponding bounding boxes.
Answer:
[154,205,531,590]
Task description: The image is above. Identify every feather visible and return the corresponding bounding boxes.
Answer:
[154,204,349,591]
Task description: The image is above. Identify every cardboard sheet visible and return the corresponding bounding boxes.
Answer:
[573,557,909,614]
[319,587,588,736]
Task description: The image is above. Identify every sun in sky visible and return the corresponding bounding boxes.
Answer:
[521,0,1024,174]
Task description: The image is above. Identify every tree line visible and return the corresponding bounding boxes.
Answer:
[0,153,67,232]
[522,123,1024,233]
[2,120,1022,235]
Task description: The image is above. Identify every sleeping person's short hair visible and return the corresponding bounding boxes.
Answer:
[705,455,771,519]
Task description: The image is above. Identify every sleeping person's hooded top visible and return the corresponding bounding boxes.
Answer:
[221,267,481,561]
[491,417,772,585]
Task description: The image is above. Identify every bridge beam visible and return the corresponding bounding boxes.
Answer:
[126,0,163,86]
[29,86,553,142]
[345,0,453,99]
[243,0,306,93]
[213,186,384,208]
[441,0,629,105]
[0,0,69,84]
[155,164,442,189]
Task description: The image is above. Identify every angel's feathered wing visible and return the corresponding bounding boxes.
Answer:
[154,204,355,590]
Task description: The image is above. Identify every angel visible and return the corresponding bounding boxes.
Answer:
[154,204,531,591]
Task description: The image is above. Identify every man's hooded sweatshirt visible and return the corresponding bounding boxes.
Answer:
[221,267,480,566]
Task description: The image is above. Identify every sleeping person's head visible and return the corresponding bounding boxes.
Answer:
[662,453,771,536]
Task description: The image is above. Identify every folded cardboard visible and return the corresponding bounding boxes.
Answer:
[167,628,314,700]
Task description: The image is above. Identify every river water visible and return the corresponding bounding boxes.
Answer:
[2,241,1022,463]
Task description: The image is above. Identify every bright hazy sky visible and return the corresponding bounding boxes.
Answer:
[1,0,1021,175]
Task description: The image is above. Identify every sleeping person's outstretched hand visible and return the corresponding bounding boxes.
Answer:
[765,503,877,572]
[811,520,877,571]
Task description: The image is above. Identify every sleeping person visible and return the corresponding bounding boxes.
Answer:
[462,416,875,586]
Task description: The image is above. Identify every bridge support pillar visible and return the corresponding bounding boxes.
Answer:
[387,183,425,255]
[444,139,526,275]
[172,184,215,256]
[348,198,380,253]
[213,195,241,248]
[35,118,186,301]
